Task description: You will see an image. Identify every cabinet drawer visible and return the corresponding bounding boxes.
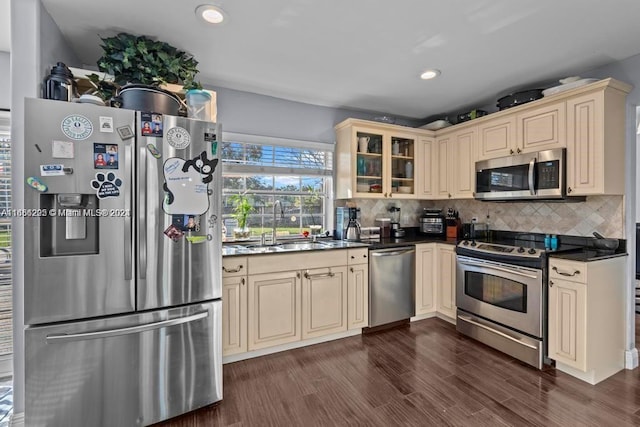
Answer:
[347,248,369,265]
[222,257,248,278]
[549,259,586,284]
[249,250,348,275]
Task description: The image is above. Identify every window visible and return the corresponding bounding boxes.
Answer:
[0,111,11,373]
[221,133,333,240]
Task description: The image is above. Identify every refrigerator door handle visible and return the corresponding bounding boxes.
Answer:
[124,140,133,281]
[45,311,209,343]
[139,145,147,280]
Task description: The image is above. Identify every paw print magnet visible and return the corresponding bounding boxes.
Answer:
[91,172,122,198]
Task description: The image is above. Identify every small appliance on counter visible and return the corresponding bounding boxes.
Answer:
[389,206,405,237]
[335,206,361,240]
[375,217,391,238]
[446,208,462,239]
[360,226,381,240]
[419,208,445,237]
[462,222,489,240]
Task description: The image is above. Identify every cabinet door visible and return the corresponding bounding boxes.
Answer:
[415,244,436,315]
[248,270,301,351]
[348,264,369,329]
[517,101,566,153]
[389,133,417,199]
[353,128,385,198]
[452,128,476,199]
[302,266,348,339]
[436,245,456,319]
[566,93,603,195]
[548,278,586,370]
[477,116,516,160]
[435,135,452,199]
[417,136,436,198]
[222,276,247,356]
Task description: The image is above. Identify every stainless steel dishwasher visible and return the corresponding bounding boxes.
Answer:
[369,246,415,327]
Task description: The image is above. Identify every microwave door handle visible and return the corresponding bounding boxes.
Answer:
[528,157,536,196]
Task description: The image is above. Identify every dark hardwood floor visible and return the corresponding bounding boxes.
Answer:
[157,318,640,426]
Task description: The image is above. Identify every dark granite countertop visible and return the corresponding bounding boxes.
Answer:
[548,248,628,262]
[365,228,457,249]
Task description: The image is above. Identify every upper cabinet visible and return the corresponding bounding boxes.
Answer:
[565,82,629,196]
[335,120,418,199]
[477,101,565,160]
[335,78,631,200]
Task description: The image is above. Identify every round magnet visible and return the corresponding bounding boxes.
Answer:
[166,127,191,149]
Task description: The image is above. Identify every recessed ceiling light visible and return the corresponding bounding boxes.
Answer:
[196,5,226,24]
[420,69,441,80]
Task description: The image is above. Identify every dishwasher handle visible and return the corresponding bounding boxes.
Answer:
[370,247,415,257]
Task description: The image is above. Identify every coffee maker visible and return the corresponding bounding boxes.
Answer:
[335,207,361,240]
[389,206,405,238]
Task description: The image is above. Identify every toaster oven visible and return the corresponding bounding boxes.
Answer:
[419,209,445,236]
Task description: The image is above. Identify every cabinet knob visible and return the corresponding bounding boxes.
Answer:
[350,267,354,273]
[363,254,367,258]
[516,148,522,154]
[389,192,392,198]
[296,272,301,279]
[568,187,572,194]
[448,193,452,198]
[549,280,554,287]
[351,255,355,259]
[383,192,387,198]
[510,149,514,155]
[241,278,245,286]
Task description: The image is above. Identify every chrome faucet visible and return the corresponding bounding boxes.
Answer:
[272,200,283,245]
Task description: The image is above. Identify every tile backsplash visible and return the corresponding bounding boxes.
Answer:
[336,195,624,238]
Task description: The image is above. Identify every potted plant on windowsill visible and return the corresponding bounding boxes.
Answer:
[230,194,253,240]
[96,32,202,115]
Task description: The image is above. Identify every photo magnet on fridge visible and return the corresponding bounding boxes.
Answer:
[171,214,201,232]
[141,112,163,137]
[163,224,184,242]
[93,143,119,169]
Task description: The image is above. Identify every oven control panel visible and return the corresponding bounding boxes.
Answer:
[458,240,542,258]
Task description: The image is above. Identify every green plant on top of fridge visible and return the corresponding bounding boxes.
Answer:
[96,32,202,89]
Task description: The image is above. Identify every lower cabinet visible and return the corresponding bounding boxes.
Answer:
[222,276,247,356]
[347,249,369,329]
[414,243,456,321]
[436,244,457,319]
[547,256,625,384]
[302,266,348,339]
[248,270,302,351]
[224,249,368,358]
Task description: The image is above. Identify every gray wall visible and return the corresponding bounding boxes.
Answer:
[11,0,80,416]
[206,84,422,143]
[0,52,9,110]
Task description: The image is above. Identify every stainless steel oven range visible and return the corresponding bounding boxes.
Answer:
[456,237,549,369]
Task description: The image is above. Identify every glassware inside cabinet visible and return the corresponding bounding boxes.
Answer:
[355,131,383,194]
[391,136,415,195]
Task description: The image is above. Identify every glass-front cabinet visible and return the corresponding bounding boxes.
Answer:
[335,119,417,199]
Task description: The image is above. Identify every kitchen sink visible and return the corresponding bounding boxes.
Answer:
[277,242,333,251]
[245,245,284,253]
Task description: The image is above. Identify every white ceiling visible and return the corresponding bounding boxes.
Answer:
[32,0,640,119]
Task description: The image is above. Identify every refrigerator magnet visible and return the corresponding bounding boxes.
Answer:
[116,125,134,140]
[99,116,114,133]
[186,235,208,244]
[40,164,65,176]
[93,143,119,169]
[162,157,210,215]
[146,143,162,159]
[163,224,184,242]
[141,112,163,137]
[61,114,93,140]
[52,140,75,159]
[91,172,122,199]
[26,176,48,192]
[208,214,217,229]
[172,214,200,232]
[166,127,191,149]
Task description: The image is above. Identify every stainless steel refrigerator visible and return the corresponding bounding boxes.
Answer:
[23,98,223,426]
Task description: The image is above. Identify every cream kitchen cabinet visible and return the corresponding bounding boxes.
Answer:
[547,256,626,384]
[565,80,630,196]
[347,248,369,329]
[335,119,419,199]
[415,244,436,315]
[436,244,456,320]
[302,266,348,339]
[433,128,476,199]
[417,136,436,198]
[222,257,248,356]
[248,269,302,351]
[477,102,565,161]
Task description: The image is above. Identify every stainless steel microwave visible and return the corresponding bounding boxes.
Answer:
[475,148,565,201]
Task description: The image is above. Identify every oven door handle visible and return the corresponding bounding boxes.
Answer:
[528,157,536,196]
[458,258,539,279]
[458,314,538,350]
